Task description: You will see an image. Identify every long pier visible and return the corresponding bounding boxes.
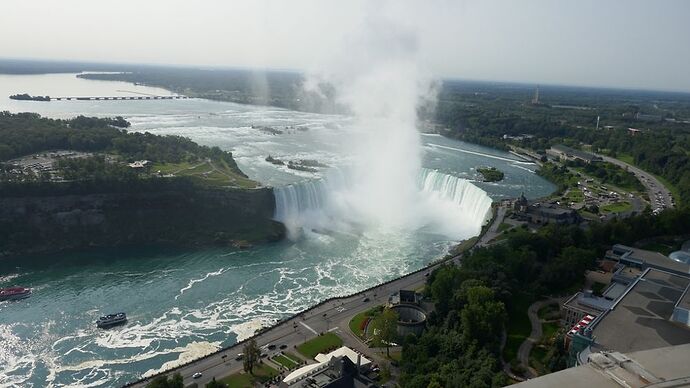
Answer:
[51,95,190,101]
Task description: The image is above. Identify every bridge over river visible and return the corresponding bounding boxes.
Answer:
[51,95,190,101]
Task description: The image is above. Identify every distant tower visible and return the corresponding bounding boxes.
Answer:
[596,116,600,130]
[532,85,540,105]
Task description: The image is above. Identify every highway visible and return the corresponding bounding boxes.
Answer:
[127,252,455,387]
[596,154,675,212]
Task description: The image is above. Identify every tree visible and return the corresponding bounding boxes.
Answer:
[145,372,184,388]
[242,339,260,375]
[460,286,506,349]
[372,307,399,357]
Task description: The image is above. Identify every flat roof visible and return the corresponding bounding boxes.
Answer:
[564,292,612,314]
[678,284,690,311]
[591,268,690,353]
[612,244,690,275]
[550,145,601,162]
[509,343,690,388]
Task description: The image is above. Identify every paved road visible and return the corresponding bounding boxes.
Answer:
[477,205,506,247]
[596,154,674,212]
[128,258,440,387]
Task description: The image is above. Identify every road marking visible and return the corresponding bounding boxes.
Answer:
[300,321,318,335]
[328,326,339,332]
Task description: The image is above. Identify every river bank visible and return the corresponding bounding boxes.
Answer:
[0,185,284,259]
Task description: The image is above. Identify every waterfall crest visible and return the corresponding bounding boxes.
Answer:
[274,168,492,240]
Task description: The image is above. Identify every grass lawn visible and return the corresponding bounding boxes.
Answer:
[497,222,513,233]
[601,201,632,213]
[616,153,635,165]
[388,350,402,362]
[529,345,550,375]
[220,363,279,387]
[273,354,299,370]
[504,292,533,364]
[542,321,560,340]
[578,210,599,220]
[297,332,343,359]
[450,236,479,256]
[349,311,370,338]
[564,188,584,203]
[537,304,560,321]
[221,372,253,388]
[152,159,257,189]
[283,351,304,364]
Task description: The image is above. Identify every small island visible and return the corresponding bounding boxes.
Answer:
[9,93,51,101]
[477,166,504,182]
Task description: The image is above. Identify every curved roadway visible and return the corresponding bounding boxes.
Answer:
[596,154,674,212]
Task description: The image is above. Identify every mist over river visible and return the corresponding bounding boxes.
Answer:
[0,74,554,387]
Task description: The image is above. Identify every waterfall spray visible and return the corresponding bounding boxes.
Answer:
[275,6,492,240]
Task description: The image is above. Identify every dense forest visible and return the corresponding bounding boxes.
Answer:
[400,207,690,387]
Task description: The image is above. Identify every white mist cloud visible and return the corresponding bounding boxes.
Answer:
[274,3,492,239]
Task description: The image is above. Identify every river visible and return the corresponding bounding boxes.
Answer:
[0,73,555,387]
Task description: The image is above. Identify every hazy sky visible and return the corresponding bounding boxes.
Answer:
[2,0,690,91]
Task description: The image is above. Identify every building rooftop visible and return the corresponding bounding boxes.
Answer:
[282,347,372,387]
[609,244,690,275]
[550,145,602,163]
[591,268,690,354]
[510,343,690,388]
[564,291,613,314]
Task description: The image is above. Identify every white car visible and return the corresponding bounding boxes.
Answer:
[192,372,202,379]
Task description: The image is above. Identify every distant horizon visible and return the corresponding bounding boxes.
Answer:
[3,56,690,97]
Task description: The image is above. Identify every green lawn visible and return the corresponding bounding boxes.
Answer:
[542,321,560,340]
[297,332,343,359]
[349,311,370,338]
[616,153,635,165]
[564,189,584,203]
[497,222,513,233]
[221,372,253,388]
[284,352,304,364]
[220,363,279,387]
[151,159,257,189]
[601,201,632,213]
[504,292,533,364]
[537,304,560,321]
[273,354,299,370]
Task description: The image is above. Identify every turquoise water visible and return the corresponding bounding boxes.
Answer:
[0,73,555,387]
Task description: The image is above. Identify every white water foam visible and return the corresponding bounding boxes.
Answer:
[427,143,535,165]
[274,168,493,240]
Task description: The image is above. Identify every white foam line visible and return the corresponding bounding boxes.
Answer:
[510,163,537,173]
[427,143,535,165]
[300,322,318,335]
[175,268,226,300]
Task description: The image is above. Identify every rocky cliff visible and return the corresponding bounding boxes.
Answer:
[0,187,285,257]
